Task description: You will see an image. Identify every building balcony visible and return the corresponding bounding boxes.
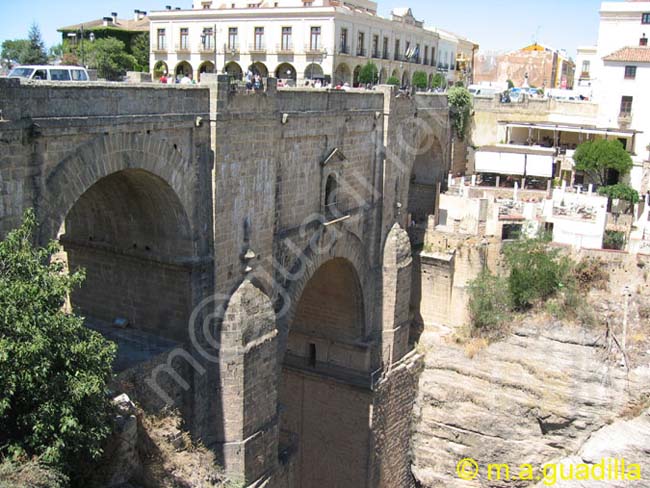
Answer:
[371,50,380,59]
[356,47,367,57]
[382,52,390,60]
[224,44,240,56]
[339,45,351,55]
[394,53,404,61]
[618,112,633,127]
[305,44,326,55]
[153,46,168,54]
[198,43,216,53]
[276,43,294,54]
[248,43,267,54]
[175,44,191,54]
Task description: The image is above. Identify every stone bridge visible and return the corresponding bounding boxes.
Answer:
[0,76,452,487]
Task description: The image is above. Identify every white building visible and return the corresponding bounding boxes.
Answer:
[574,45,598,99]
[586,1,650,192]
[148,0,476,87]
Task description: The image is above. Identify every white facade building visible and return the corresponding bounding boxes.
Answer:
[587,1,650,191]
[148,0,475,87]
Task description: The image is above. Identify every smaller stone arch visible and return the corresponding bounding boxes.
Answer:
[275,62,296,83]
[225,61,243,80]
[198,61,215,82]
[391,68,400,80]
[153,61,168,79]
[174,61,193,79]
[334,62,351,85]
[353,65,362,87]
[402,70,410,87]
[249,61,268,77]
[379,67,387,84]
[304,63,324,80]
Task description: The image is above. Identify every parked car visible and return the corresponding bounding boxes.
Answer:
[8,65,89,81]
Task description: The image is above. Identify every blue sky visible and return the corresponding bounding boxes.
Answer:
[0,0,603,57]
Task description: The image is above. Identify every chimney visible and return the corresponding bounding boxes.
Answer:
[166,5,172,9]
[175,6,181,9]
[134,9,141,21]
[102,16,113,26]
[111,12,118,23]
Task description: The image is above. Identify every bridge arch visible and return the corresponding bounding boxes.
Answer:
[39,133,204,350]
[277,230,373,488]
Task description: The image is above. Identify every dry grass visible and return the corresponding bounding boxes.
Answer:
[0,458,67,488]
[134,410,241,488]
[463,337,490,359]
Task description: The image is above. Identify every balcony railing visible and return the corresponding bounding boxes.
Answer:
[225,43,240,55]
[394,53,404,61]
[277,43,294,54]
[371,50,380,59]
[249,42,267,53]
[175,43,191,53]
[305,44,326,54]
[153,45,167,53]
[618,112,633,127]
[198,42,216,53]
[356,47,367,57]
[382,51,390,60]
[339,44,350,55]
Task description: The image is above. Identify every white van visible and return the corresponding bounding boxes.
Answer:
[8,65,89,81]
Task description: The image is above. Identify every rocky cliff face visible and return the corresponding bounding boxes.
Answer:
[411,317,650,487]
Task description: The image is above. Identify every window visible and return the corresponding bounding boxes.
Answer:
[50,69,71,81]
[33,69,47,80]
[641,35,648,46]
[383,37,389,59]
[254,27,264,50]
[372,35,379,57]
[201,27,214,50]
[180,28,189,50]
[228,27,238,50]
[625,66,637,79]
[431,47,435,66]
[357,31,365,56]
[281,26,292,51]
[642,12,650,24]
[424,46,429,64]
[581,60,590,76]
[394,39,400,60]
[71,69,87,81]
[310,26,321,50]
[415,43,421,63]
[157,28,166,50]
[340,28,349,54]
[620,96,633,115]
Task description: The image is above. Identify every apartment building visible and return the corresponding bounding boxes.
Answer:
[148,0,476,87]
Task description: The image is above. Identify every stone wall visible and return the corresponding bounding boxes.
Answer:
[0,77,454,487]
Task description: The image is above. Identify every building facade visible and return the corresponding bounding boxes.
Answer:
[474,43,575,90]
[589,1,650,191]
[148,0,475,87]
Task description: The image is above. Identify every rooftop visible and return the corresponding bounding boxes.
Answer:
[603,46,650,63]
[58,12,149,33]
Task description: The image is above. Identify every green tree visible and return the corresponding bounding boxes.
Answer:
[386,76,400,86]
[573,139,633,187]
[412,71,428,90]
[0,210,116,476]
[22,23,48,65]
[468,270,511,334]
[131,32,150,72]
[358,62,378,85]
[86,37,136,80]
[507,79,515,89]
[503,236,570,310]
[447,86,472,140]
[431,73,446,90]
[1,39,30,65]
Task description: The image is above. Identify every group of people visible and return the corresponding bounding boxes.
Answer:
[244,69,264,91]
[159,73,196,85]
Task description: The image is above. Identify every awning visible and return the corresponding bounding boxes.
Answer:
[475,151,553,177]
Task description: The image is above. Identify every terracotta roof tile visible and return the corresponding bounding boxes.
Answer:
[603,46,650,63]
[58,17,149,33]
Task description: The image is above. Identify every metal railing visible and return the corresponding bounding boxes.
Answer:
[248,42,267,53]
[339,44,350,55]
[276,42,294,53]
[356,47,367,57]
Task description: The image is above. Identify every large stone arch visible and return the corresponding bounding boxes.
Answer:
[277,228,372,356]
[277,229,373,488]
[39,132,196,245]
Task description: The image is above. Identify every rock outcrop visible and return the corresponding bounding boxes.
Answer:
[411,323,650,487]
